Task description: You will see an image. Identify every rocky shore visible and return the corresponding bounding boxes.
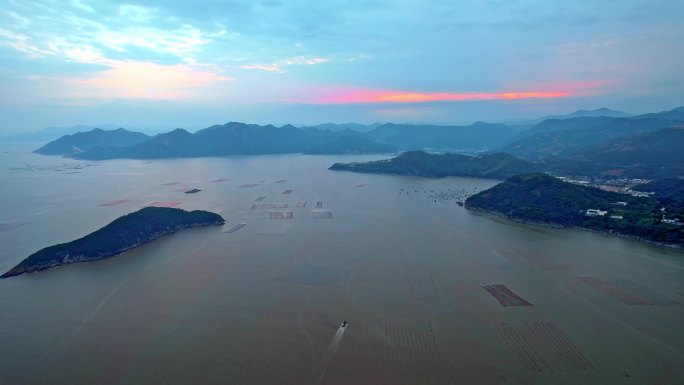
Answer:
[465,206,683,251]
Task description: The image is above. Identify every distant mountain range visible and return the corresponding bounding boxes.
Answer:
[2,124,173,143]
[500,106,684,160]
[364,121,524,151]
[535,107,631,122]
[34,128,150,155]
[37,121,526,159]
[29,105,684,179]
[330,150,539,179]
[71,123,349,159]
[305,134,397,154]
[541,127,684,179]
[301,122,378,133]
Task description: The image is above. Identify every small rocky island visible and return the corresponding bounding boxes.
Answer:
[1,207,225,278]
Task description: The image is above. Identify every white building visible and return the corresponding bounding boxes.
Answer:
[586,209,608,217]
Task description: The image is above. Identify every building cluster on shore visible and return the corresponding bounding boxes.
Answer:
[557,176,653,197]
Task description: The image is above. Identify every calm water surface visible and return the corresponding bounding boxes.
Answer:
[1,145,683,385]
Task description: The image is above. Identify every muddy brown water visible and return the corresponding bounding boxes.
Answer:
[1,146,683,384]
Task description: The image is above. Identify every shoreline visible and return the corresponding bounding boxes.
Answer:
[465,206,684,251]
[328,166,504,181]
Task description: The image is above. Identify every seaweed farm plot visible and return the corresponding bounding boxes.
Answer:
[295,201,307,208]
[276,265,353,287]
[613,278,681,305]
[281,189,293,195]
[0,222,29,232]
[224,223,247,234]
[267,211,293,219]
[144,201,182,208]
[151,308,263,352]
[228,359,298,385]
[98,199,129,206]
[251,203,288,210]
[405,270,440,300]
[523,253,565,271]
[356,320,442,366]
[239,184,258,188]
[275,179,288,183]
[146,294,279,358]
[240,212,268,220]
[209,178,230,182]
[577,276,652,305]
[255,196,266,202]
[482,284,533,307]
[312,210,333,219]
[498,322,593,373]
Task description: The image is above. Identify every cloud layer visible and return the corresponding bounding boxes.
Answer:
[0,0,683,130]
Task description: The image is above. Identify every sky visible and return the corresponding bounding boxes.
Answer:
[0,0,683,133]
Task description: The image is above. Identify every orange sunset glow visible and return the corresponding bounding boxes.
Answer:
[310,89,573,104]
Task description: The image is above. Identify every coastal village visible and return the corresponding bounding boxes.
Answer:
[556,176,652,197]
[556,176,682,225]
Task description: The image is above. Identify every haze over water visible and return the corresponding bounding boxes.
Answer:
[0,145,682,385]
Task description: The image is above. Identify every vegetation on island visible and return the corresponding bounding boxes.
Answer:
[1,207,225,278]
[632,178,684,220]
[465,173,684,247]
[329,150,539,179]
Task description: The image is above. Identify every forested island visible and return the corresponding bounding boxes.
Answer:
[465,173,683,247]
[1,207,225,278]
[329,150,539,179]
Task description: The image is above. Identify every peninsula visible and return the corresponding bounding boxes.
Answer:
[465,173,683,248]
[329,150,539,179]
[1,207,225,278]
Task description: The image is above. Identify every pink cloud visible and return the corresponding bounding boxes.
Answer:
[306,89,571,104]
[299,81,611,104]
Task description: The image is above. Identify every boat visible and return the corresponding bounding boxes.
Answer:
[341,320,348,328]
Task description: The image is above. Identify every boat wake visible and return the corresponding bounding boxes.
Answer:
[317,323,348,381]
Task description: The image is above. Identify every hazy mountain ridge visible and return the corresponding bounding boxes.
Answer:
[541,127,684,178]
[365,121,524,151]
[41,121,525,160]
[72,123,342,159]
[33,128,151,155]
[31,106,684,179]
[537,107,632,122]
[301,122,376,133]
[305,135,397,154]
[500,106,684,160]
